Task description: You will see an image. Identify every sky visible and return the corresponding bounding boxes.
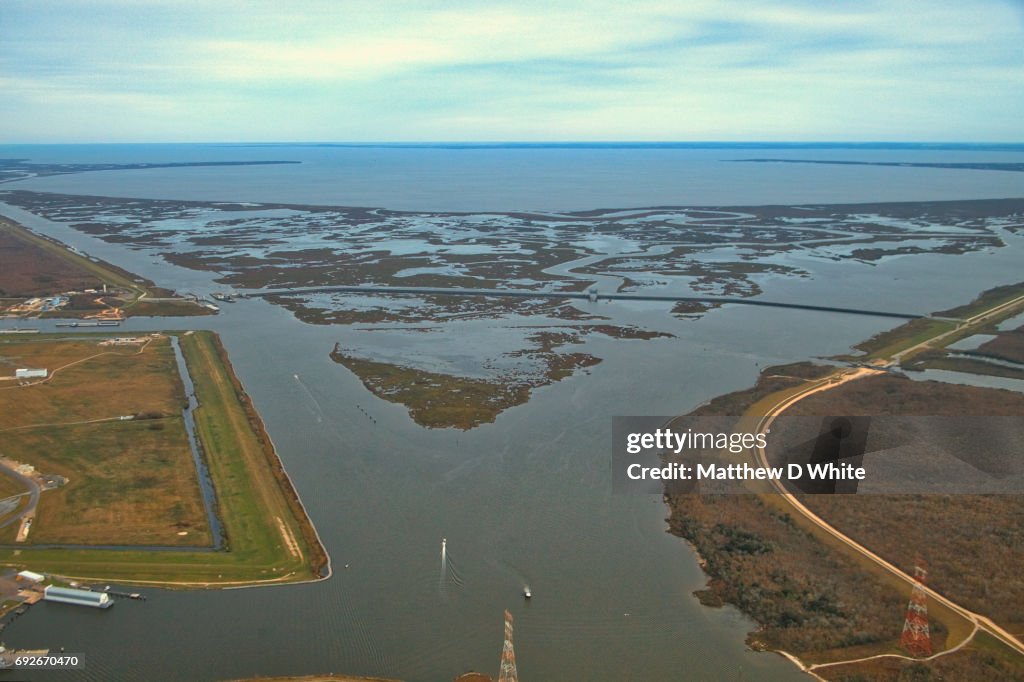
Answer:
[1,0,1023,142]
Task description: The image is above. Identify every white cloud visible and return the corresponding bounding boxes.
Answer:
[1,0,1022,141]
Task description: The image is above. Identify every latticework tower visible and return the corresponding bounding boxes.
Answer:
[497,609,518,682]
[900,560,932,657]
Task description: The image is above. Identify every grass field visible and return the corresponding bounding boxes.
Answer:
[0,334,209,545]
[0,331,327,585]
[125,298,214,317]
[851,317,956,360]
[0,335,183,426]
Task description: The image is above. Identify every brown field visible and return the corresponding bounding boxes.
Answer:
[666,370,1024,674]
[0,217,101,297]
[0,472,25,500]
[0,420,211,546]
[0,213,211,318]
[0,335,183,427]
[786,373,1024,417]
[0,335,211,546]
[788,375,1024,638]
[976,326,1024,364]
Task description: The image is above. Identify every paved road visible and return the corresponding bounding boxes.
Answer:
[244,283,923,319]
[751,298,1024,660]
[891,293,1024,364]
[0,461,39,533]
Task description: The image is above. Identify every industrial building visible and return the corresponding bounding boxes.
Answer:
[43,585,113,609]
[15,368,47,379]
[16,570,44,583]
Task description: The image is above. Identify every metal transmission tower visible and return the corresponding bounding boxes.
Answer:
[900,560,932,657]
[497,609,519,682]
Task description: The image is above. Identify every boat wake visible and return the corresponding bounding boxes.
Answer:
[439,538,465,599]
[293,373,325,423]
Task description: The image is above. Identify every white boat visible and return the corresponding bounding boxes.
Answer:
[523,585,531,599]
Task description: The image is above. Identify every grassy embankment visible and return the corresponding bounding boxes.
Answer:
[0,214,210,317]
[854,281,1024,363]
[0,331,327,585]
[893,283,1024,381]
[666,283,1024,679]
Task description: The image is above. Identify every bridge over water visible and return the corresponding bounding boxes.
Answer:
[241,284,924,320]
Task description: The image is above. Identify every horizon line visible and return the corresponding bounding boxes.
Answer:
[3,140,1024,148]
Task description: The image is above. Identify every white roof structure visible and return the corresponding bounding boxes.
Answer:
[44,585,113,608]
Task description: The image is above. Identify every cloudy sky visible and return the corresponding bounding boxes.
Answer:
[2,0,1022,142]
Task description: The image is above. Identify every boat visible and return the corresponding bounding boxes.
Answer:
[523,585,531,599]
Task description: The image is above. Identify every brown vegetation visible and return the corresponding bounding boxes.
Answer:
[820,635,1024,681]
[976,326,1024,364]
[689,362,835,417]
[667,368,1024,677]
[0,217,101,297]
[668,494,918,655]
[787,376,1024,638]
[0,335,210,546]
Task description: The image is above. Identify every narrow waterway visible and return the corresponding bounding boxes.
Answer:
[169,334,224,549]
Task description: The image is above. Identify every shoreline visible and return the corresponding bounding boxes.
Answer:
[210,333,332,581]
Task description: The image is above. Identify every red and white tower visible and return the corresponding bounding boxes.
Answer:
[900,560,932,657]
[497,609,519,682]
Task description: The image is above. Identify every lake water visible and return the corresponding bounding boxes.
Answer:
[1,144,1023,681]
[5,143,1024,212]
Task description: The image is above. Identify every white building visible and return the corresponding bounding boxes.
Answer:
[15,368,47,379]
[16,570,44,583]
[43,585,113,609]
